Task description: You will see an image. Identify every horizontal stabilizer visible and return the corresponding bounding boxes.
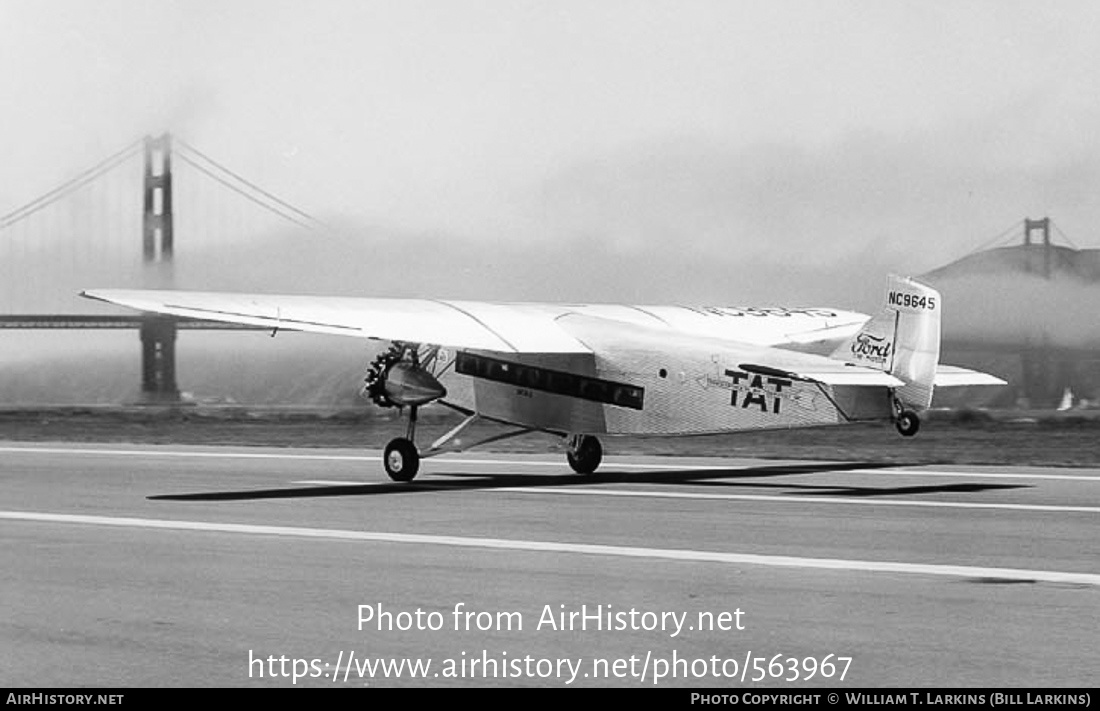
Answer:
[934,365,1007,387]
[739,362,904,387]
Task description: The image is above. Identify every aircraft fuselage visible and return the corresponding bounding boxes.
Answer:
[433,314,893,436]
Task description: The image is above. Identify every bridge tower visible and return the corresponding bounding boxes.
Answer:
[1019,216,1071,407]
[140,134,179,402]
[1023,217,1052,278]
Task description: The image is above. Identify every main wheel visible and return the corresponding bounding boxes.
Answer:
[383,437,420,482]
[895,410,920,437]
[566,435,603,475]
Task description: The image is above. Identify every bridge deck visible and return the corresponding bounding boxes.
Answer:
[0,316,265,330]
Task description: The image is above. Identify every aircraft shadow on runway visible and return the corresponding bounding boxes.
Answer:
[148,461,1027,502]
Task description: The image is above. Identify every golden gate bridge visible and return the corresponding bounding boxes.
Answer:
[0,133,326,401]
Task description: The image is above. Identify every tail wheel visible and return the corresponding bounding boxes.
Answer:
[383,438,420,482]
[566,435,603,475]
[895,410,920,437]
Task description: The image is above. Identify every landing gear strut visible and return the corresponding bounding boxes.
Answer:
[383,402,422,482]
[566,434,603,474]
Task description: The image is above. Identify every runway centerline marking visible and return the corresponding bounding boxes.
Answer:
[2,510,1098,587]
[1,445,1098,481]
[291,480,1100,514]
[496,487,1100,514]
[869,469,1099,482]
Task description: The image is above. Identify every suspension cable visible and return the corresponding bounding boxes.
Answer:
[965,219,1025,255]
[1052,221,1079,249]
[175,152,318,231]
[0,139,144,230]
[175,138,326,230]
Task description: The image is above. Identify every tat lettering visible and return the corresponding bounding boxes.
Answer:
[724,370,792,414]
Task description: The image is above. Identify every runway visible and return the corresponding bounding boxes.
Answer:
[2,442,1097,687]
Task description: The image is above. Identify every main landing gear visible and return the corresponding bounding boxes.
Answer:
[566,434,603,474]
[364,343,542,482]
[363,342,609,481]
[380,414,607,481]
[380,409,546,482]
[383,437,419,482]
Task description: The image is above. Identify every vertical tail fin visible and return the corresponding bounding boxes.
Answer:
[831,275,941,410]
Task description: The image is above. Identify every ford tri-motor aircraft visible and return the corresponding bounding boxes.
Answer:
[82,276,1003,481]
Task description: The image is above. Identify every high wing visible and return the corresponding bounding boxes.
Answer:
[81,288,901,386]
[81,289,592,354]
[80,288,871,353]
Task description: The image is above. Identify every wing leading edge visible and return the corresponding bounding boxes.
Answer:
[80,289,592,354]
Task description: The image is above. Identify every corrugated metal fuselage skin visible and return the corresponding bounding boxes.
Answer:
[433,317,894,436]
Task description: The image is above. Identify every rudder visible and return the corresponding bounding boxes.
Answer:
[831,275,941,410]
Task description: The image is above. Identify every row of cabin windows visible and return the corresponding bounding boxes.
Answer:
[454,352,644,410]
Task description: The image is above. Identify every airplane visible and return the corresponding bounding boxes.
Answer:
[81,275,1004,482]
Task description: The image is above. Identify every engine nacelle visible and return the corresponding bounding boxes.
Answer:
[382,362,447,406]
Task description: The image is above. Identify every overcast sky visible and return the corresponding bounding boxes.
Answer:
[3,1,1100,307]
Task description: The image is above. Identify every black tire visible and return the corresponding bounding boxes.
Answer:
[566,435,603,475]
[895,410,920,437]
[383,438,420,482]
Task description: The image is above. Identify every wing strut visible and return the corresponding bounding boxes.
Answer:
[422,413,537,458]
[429,414,482,451]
